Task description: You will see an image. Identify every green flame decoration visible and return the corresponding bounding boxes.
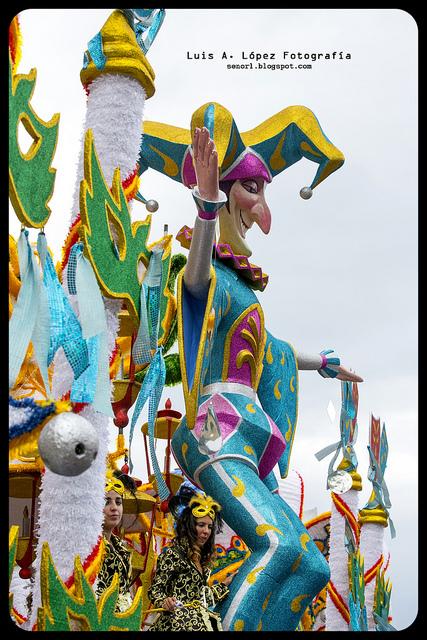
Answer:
[37,541,144,631]
[79,128,174,338]
[9,53,59,228]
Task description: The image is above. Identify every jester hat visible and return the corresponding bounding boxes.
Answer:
[139,101,344,191]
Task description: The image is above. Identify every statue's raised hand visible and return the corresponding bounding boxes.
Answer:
[192,127,219,201]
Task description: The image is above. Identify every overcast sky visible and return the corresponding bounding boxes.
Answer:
[10,9,417,630]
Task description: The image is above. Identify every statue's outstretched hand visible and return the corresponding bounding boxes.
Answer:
[318,349,363,382]
[192,127,219,201]
[335,366,363,382]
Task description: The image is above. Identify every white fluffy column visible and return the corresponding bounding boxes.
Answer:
[359,503,388,629]
[324,457,363,632]
[30,11,152,627]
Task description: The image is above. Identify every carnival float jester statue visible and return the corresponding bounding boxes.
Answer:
[9,8,397,633]
[137,104,363,631]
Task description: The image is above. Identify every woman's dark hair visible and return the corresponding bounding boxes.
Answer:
[111,470,138,531]
[168,484,223,567]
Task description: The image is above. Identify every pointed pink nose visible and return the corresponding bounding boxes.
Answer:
[250,195,271,234]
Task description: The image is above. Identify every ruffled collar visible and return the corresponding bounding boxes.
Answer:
[176,225,269,291]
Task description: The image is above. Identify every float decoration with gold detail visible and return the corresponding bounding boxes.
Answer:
[358,414,394,630]
[9,43,59,229]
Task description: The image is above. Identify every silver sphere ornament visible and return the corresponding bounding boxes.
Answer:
[145,199,159,212]
[300,186,313,200]
[327,470,353,494]
[38,412,99,476]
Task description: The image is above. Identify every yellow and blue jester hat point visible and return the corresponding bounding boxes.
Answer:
[189,493,221,520]
[139,101,345,198]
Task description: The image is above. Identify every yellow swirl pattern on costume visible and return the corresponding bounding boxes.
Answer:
[224,292,231,317]
[244,445,255,455]
[148,145,179,177]
[291,553,303,573]
[256,524,284,537]
[285,415,293,442]
[300,140,321,157]
[274,380,282,400]
[266,342,273,364]
[300,533,311,552]
[262,592,272,611]
[246,566,264,584]
[231,475,246,497]
[246,403,256,414]
[291,594,309,613]
[280,351,285,365]
[234,619,245,631]
[290,376,295,393]
[270,131,287,171]
[181,442,188,466]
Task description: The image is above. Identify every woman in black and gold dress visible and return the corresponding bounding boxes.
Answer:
[96,470,136,612]
[147,485,236,631]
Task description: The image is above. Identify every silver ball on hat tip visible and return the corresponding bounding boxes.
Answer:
[38,412,99,476]
[145,199,159,212]
[300,186,313,200]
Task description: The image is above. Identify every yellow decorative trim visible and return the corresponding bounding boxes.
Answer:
[359,501,388,528]
[9,460,43,473]
[338,458,362,491]
[233,619,245,631]
[177,266,217,429]
[266,341,273,364]
[274,379,282,400]
[9,422,44,461]
[80,10,155,99]
[245,403,256,414]
[222,303,265,390]
[279,341,299,480]
[243,445,255,455]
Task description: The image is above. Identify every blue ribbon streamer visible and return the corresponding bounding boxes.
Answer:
[364,446,396,538]
[9,230,39,389]
[67,244,112,416]
[32,233,52,394]
[132,284,152,365]
[128,248,169,499]
[9,230,50,395]
[121,8,166,55]
[43,244,89,378]
[87,31,106,70]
